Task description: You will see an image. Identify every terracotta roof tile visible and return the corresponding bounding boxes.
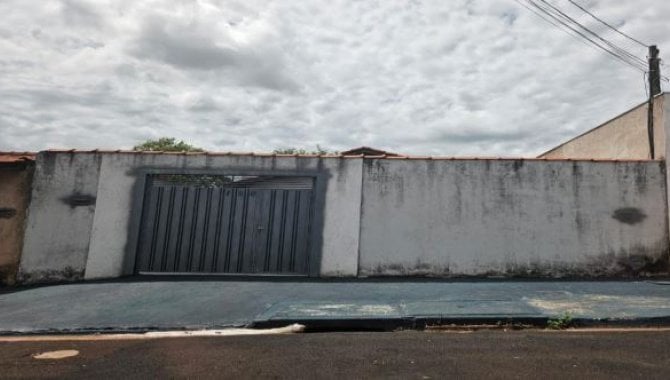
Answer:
[34,149,660,163]
[0,152,36,163]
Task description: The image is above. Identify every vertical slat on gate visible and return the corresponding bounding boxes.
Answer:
[288,191,302,272]
[240,190,257,272]
[228,189,245,272]
[265,189,285,273]
[192,188,212,272]
[279,190,297,272]
[260,190,277,272]
[158,186,177,271]
[219,189,235,272]
[273,190,288,272]
[178,187,199,272]
[189,188,208,271]
[200,188,221,272]
[294,189,313,273]
[167,186,188,272]
[150,187,172,271]
[251,190,270,272]
[136,185,161,272]
[210,188,226,272]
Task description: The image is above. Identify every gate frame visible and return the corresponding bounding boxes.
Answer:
[123,167,327,277]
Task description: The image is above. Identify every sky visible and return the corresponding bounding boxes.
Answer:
[1,0,669,156]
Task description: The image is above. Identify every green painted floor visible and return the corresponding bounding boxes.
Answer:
[1,279,670,333]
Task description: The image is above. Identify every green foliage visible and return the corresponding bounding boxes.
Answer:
[273,145,338,155]
[547,312,573,330]
[133,137,204,152]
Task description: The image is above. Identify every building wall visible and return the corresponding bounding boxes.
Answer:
[0,164,33,285]
[540,95,666,159]
[359,159,668,277]
[20,152,363,283]
[17,152,670,283]
[18,153,102,283]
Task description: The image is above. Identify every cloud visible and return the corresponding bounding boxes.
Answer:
[1,0,669,156]
[128,10,299,91]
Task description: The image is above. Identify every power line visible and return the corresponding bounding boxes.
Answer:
[522,0,646,72]
[566,0,649,48]
[531,0,646,66]
[535,0,647,67]
[513,0,645,72]
[512,0,596,50]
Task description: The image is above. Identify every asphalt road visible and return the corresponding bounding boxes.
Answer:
[2,330,670,379]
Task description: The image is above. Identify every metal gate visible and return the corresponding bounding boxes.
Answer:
[135,174,314,275]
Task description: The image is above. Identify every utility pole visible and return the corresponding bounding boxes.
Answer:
[647,45,661,159]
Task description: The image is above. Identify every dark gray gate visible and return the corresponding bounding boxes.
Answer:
[135,175,314,275]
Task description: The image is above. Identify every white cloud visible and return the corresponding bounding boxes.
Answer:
[1,0,669,156]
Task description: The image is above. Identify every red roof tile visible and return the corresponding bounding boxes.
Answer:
[0,152,36,164]
[35,149,660,162]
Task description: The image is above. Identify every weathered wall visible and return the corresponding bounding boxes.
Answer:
[19,153,102,283]
[359,159,669,277]
[20,152,363,282]
[18,151,670,283]
[0,163,33,285]
[540,94,666,159]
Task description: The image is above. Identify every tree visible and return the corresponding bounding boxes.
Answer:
[133,137,204,152]
[273,145,338,155]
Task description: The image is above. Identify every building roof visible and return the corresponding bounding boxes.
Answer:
[340,146,404,157]
[0,152,36,164]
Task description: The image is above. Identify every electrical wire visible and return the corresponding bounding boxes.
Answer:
[512,0,597,51]
[536,0,647,67]
[522,0,646,72]
[566,0,649,48]
[515,0,667,90]
[526,0,646,71]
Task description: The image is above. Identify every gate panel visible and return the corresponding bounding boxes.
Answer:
[135,175,315,275]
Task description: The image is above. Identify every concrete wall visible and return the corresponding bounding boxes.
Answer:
[19,153,102,283]
[359,159,669,277]
[17,152,670,283]
[540,94,666,159]
[20,152,363,282]
[0,163,33,285]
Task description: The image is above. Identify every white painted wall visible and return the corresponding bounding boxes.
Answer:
[19,152,669,282]
[84,154,362,279]
[19,153,102,282]
[358,159,668,277]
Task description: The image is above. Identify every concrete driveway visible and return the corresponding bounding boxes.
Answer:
[1,279,670,333]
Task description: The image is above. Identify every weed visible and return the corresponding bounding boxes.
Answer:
[547,312,573,330]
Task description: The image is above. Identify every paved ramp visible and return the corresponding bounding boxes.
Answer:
[1,280,670,333]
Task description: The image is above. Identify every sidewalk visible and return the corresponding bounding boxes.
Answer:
[1,279,670,333]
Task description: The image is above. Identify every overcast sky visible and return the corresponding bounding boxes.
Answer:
[1,0,669,156]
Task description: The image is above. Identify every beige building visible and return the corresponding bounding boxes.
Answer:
[540,93,667,160]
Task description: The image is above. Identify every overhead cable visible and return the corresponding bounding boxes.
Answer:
[520,0,647,73]
[566,0,649,48]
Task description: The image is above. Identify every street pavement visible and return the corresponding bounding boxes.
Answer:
[1,279,670,333]
[2,330,670,379]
